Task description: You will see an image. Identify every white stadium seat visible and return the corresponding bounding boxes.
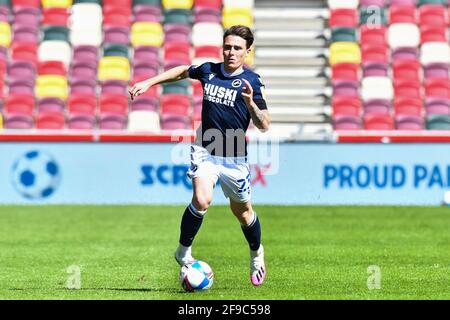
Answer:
[421,42,450,65]
[128,111,161,132]
[328,0,359,9]
[388,23,420,49]
[192,23,223,47]
[70,3,103,26]
[223,0,254,9]
[70,29,103,46]
[361,77,394,101]
[38,40,72,69]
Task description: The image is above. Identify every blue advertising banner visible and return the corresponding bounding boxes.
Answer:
[0,143,449,205]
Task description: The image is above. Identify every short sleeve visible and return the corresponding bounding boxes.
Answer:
[252,76,268,110]
[188,64,206,80]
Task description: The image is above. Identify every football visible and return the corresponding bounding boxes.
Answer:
[11,150,61,200]
[179,260,214,292]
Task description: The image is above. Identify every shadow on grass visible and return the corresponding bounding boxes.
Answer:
[8,287,186,294]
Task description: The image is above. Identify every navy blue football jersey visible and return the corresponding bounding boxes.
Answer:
[188,62,267,158]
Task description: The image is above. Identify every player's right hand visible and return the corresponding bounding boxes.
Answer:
[129,80,151,100]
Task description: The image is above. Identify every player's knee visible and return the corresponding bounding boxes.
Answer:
[192,196,211,212]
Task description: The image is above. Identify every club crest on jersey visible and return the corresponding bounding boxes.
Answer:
[209,73,215,80]
[203,83,238,107]
[232,79,242,88]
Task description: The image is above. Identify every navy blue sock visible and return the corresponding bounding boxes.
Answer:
[179,204,204,247]
[241,213,261,251]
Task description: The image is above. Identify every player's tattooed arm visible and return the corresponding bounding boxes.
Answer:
[129,65,190,100]
[242,79,270,132]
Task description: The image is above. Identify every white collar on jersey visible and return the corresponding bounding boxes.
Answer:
[221,63,244,77]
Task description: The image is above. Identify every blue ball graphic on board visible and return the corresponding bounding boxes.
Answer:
[11,150,61,200]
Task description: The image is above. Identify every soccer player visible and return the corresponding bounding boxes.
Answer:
[129,25,270,286]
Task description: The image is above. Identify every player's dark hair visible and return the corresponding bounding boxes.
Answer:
[223,25,254,49]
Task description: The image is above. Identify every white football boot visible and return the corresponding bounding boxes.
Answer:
[250,244,266,286]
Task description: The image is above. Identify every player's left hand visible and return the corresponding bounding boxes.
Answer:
[241,79,253,104]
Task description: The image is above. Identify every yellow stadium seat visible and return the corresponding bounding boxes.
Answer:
[98,56,130,81]
[36,75,68,100]
[329,42,361,65]
[131,22,164,47]
[222,7,253,28]
[162,0,193,10]
[41,0,73,8]
[0,113,3,129]
[0,22,11,48]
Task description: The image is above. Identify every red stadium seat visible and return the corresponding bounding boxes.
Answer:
[194,45,221,61]
[36,111,65,130]
[364,113,394,130]
[160,94,191,117]
[420,25,448,44]
[331,63,359,82]
[164,42,191,65]
[192,80,203,98]
[130,76,160,98]
[419,5,448,28]
[332,96,362,117]
[329,9,358,28]
[4,94,35,115]
[361,44,388,63]
[194,0,222,10]
[42,8,69,27]
[103,0,131,8]
[394,79,422,100]
[389,5,417,24]
[99,94,129,116]
[12,0,40,8]
[11,43,38,67]
[360,25,387,47]
[38,61,66,76]
[424,79,450,99]
[392,60,421,82]
[103,6,132,27]
[68,94,97,116]
[333,114,362,130]
[393,98,423,117]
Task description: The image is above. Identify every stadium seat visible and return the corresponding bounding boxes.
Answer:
[35,75,68,100]
[43,7,69,26]
[38,41,72,69]
[423,63,449,79]
[420,25,448,43]
[12,0,40,8]
[359,6,387,25]
[3,114,34,129]
[13,25,39,44]
[388,23,420,49]
[223,0,253,8]
[103,26,131,45]
[192,22,223,47]
[394,97,423,117]
[391,47,419,62]
[395,114,425,130]
[99,114,127,130]
[131,22,164,47]
[364,98,391,115]
[195,0,222,10]
[164,9,193,25]
[160,94,191,116]
[394,79,422,99]
[362,61,388,77]
[42,0,72,8]
[98,56,131,81]
[133,0,162,5]
[103,6,132,27]
[333,114,362,130]
[4,95,35,115]
[128,110,161,131]
[329,42,361,65]
[332,62,360,81]
[70,29,103,47]
[332,80,359,97]
[8,77,35,95]
[0,113,2,129]
[361,77,394,101]
[43,26,70,42]
[194,6,222,23]
[99,93,129,116]
[419,4,448,27]
[68,94,97,115]
[131,96,159,112]
[364,113,394,130]
[360,25,386,47]
[426,114,450,130]
[8,60,36,79]
[38,61,66,76]
[73,45,98,62]
[392,60,421,82]
[222,7,253,28]
[332,96,362,116]
[162,79,190,94]
[100,80,128,95]
[133,5,162,23]
[329,9,358,28]
[133,59,159,78]
[331,27,358,43]
[425,97,450,115]
[164,42,191,68]
[361,44,388,63]
[67,114,96,129]
[161,114,190,130]
[36,111,65,129]
[424,79,450,98]
[103,44,130,58]
[164,24,191,43]
[420,42,450,65]
[162,0,193,10]
[389,5,417,24]
[0,21,11,48]
[38,97,65,112]
[133,45,159,62]
[70,78,97,95]
[328,0,359,9]
[70,60,97,80]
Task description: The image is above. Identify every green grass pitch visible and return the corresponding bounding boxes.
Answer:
[0,205,449,300]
